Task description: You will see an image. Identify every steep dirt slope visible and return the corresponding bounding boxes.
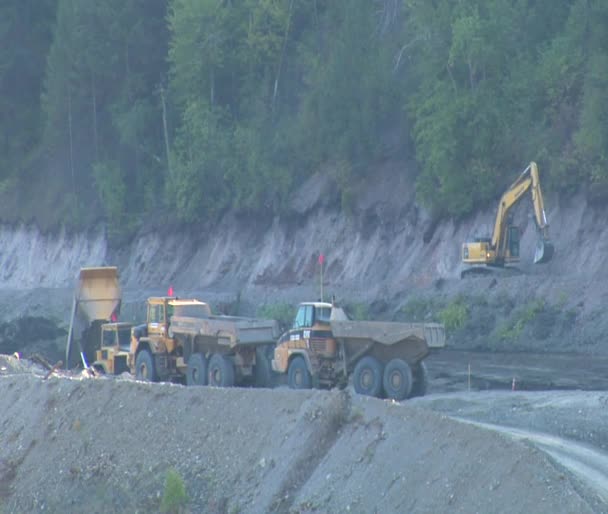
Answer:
[0,357,600,514]
[0,163,599,296]
[0,163,606,359]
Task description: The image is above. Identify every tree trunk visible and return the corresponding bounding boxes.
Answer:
[68,86,76,198]
[160,83,172,175]
[92,75,98,160]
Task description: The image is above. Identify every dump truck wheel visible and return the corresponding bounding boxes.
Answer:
[208,353,235,387]
[254,347,273,388]
[410,361,428,398]
[287,356,312,389]
[382,359,413,401]
[186,353,208,386]
[353,356,383,398]
[135,349,157,382]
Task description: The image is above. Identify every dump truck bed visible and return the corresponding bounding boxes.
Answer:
[329,319,446,370]
[170,315,280,347]
[330,320,446,348]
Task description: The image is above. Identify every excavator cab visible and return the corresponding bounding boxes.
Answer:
[506,225,520,260]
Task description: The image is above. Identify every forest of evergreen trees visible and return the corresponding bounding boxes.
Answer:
[1,1,607,236]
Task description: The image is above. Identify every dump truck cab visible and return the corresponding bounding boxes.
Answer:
[92,322,133,375]
[273,302,338,381]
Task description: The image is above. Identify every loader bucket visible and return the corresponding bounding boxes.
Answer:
[533,239,554,264]
[76,267,121,321]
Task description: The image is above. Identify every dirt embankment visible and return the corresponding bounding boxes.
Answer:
[0,355,600,514]
[0,164,607,362]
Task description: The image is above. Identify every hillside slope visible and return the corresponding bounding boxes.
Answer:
[0,163,605,357]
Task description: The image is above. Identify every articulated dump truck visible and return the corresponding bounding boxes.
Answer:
[65,267,126,373]
[272,302,445,401]
[131,297,280,387]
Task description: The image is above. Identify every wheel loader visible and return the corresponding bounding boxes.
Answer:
[65,267,123,371]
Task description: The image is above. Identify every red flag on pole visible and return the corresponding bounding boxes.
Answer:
[168,285,174,297]
[318,253,325,266]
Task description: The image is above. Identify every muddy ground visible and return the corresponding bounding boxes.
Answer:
[1,352,608,513]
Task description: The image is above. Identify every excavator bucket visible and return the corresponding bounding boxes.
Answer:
[534,239,554,264]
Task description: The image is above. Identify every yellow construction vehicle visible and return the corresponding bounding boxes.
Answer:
[461,162,554,276]
[65,267,123,370]
[92,322,133,375]
[130,296,280,387]
[271,301,445,400]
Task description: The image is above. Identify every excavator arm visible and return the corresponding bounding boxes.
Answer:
[462,161,554,272]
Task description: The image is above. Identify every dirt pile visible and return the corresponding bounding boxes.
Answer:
[0,355,599,514]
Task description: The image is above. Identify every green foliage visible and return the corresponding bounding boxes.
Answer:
[257,302,295,333]
[3,1,608,227]
[0,0,56,183]
[344,303,370,321]
[160,468,188,514]
[39,0,169,232]
[168,102,232,221]
[402,297,440,322]
[496,298,545,342]
[438,297,469,332]
[92,161,125,224]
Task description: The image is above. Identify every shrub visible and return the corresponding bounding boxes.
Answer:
[438,298,468,331]
[257,302,295,333]
[402,297,438,322]
[160,468,188,514]
[344,302,369,321]
[496,298,546,341]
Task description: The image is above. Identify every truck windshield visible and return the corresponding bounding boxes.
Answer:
[315,307,332,324]
[293,305,314,328]
[102,328,131,348]
[117,328,131,348]
[172,305,209,318]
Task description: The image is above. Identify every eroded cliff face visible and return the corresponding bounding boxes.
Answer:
[0,164,606,354]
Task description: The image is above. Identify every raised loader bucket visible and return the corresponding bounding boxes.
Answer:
[76,267,122,321]
[65,267,122,370]
[534,239,554,264]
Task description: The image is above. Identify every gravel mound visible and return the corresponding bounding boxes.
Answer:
[0,360,599,513]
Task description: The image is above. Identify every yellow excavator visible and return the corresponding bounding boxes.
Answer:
[461,161,554,277]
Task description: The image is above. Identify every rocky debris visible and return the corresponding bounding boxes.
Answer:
[0,361,602,514]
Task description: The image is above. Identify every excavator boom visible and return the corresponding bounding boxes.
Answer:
[461,161,554,273]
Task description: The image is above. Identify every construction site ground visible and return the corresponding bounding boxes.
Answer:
[2,350,608,514]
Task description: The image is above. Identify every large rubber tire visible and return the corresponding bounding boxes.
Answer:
[382,359,413,401]
[287,356,312,389]
[254,347,273,388]
[135,349,157,382]
[208,353,235,387]
[353,356,384,398]
[410,361,429,398]
[186,353,208,386]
